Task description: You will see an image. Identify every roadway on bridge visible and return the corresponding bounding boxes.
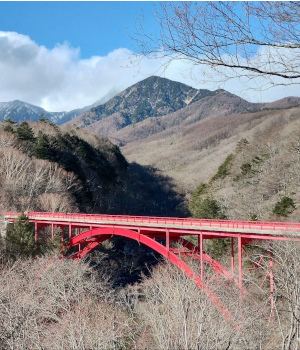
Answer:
[4,211,300,238]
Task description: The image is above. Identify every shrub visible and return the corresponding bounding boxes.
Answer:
[240,162,253,176]
[191,197,226,219]
[272,197,296,217]
[250,213,258,221]
[236,138,249,152]
[211,154,234,181]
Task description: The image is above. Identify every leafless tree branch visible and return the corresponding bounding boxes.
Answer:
[132,2,300,87]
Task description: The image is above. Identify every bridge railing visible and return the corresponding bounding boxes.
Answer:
[3,211,300,233]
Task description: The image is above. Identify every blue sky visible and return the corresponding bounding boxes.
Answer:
[0,1,299,112]
[0,2,156,58]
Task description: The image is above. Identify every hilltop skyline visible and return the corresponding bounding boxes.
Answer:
[0,2,299,111]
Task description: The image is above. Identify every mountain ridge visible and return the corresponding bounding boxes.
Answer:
[0,88,120,125]
[65,76,300,146]
[66,76,201,130]
[1,76,300,140]
[0,100,65,123]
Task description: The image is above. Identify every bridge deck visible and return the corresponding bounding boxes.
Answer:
[4,211,300,238]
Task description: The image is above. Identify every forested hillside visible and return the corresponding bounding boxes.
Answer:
[188,106,300,222]
[0,119,185,216]
[124,104,300,222]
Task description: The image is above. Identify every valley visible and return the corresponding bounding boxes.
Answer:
[1,75,300,350]
[1,76,300,223]
[2,2,300,348]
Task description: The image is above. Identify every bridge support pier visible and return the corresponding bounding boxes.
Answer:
[270,244,274,316]
[238,236,243,289]
[34,222,39,251]
[198,233,204,280]
[166,229,169,251]
[69,224,72,239]
[231,237,234,275]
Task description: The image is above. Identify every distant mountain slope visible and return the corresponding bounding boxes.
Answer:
[261,96,300,110]
[65,76,300,147]
[122,104,300,222]
[66,76,203,131]
[0,100,64,123]
[185,105,300,222]
[57,88,120,125]
[111,90,262,146]
[0,88,120,125]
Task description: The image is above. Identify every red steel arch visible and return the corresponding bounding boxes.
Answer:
[70,228,238,287]
[69,227,235,323]
[8,211,300,325]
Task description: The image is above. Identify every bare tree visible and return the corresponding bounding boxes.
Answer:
[251,241,300,350]
[134,2,300,87]
[0,254,133,350]
[37,193,78,213]
[0,131,18,148]
[125,260,269,349]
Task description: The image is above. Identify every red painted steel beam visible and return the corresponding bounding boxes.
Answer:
[5,211,300,235]
[171,237,242,290]
[5,211,300,243]
[8,211,296,326]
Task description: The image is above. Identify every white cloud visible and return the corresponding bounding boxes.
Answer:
[0,31,299,112]
[0,31,168,111]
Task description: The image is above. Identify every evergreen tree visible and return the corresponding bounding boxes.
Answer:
[189,183,208,215]
[3,117,16,133]
[34,131,53,160]
[3,117,16,124]
[190,197,226,220]
[211,154,234,182]
[16,122,35,141]
[6,213,36,258]
[3,123,15,133]
[38,113,48,123]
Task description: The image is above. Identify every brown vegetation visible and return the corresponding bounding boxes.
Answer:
[123,105,300,221]
[1,238,300,349]
[0,254,133,349]
[0,121,186,217]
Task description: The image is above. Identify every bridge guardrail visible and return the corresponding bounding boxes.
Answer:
[3,211,300,233]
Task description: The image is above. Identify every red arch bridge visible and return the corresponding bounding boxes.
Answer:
[4,211,300,323]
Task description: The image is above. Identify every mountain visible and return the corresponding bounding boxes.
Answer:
[0,88,120,125]
[65,76,205,133]
[56,88,120,125]
[122,102,300,221]
[0,100,64,123]
[110,89,262,146]
[66,76,300,147]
